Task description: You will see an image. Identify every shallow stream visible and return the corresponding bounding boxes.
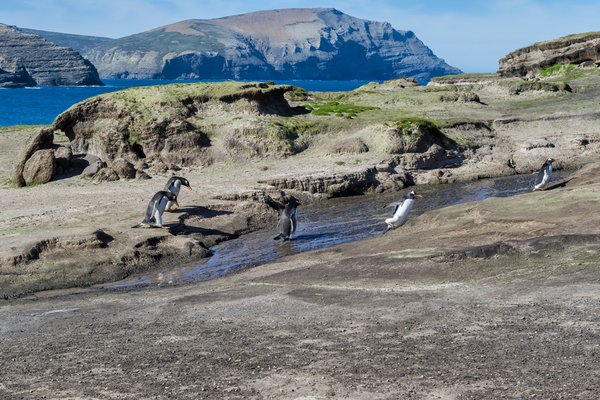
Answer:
[109,173,554,289]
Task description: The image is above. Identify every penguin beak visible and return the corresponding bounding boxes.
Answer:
[187,184,192,191]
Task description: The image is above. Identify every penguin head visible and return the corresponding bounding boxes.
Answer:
[546,158,554,165]
[173,176,192,190]
[407,190,422,199]
[180,177,192,190]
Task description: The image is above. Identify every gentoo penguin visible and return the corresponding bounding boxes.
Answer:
[533,158,554,191]
[383,190,421,234]
[164,176,192,211]
[132,191,179,228]
[273,195,301,241]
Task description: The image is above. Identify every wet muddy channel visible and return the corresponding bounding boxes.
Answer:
[109,173,556,290]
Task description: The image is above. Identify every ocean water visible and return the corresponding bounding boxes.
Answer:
[0,79,373,127]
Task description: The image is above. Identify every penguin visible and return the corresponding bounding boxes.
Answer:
[273,195,301,241]
[533,158,554,191]
[383,190,421,234]
[164,176,192,211]
[132,190,179,228]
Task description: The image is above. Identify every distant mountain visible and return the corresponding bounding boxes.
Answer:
[29,8,461,82]
[21,28,114,55]
[0,24,103,88]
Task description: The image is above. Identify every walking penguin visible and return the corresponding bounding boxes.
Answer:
[265,193,301,241]
[132,191,179,228]
[533,158,554,191]
[164,176,192,211]
[383,190,421,234]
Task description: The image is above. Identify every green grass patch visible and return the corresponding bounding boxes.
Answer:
[430,73,499,84]
[539,64,576,78]
[306,101,378,118]
[389,117,439,135]
[1,178,20,188]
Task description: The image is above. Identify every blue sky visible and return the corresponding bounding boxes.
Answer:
[2,0,600,72]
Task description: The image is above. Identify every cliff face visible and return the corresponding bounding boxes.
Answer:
[40,8,460,82]
[0,24,103,87]
[499,32,600,77]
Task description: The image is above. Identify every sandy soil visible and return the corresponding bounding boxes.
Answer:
[1,167,599,399]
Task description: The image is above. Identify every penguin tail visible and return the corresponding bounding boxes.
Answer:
[273,234,283,240]
[131,223,143,229]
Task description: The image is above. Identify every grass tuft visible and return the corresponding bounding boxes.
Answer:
[306,101,378,118]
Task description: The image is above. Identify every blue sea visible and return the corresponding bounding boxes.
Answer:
[0,79,373,127]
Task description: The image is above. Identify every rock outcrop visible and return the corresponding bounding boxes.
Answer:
[10,82,302,186]
[0,23,103,87]
[31,8,460,82]
[499,32,600,77]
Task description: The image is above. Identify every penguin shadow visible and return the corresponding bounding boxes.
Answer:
[163,222,237,240]
[172,206,233,220]
[157,205,237,238]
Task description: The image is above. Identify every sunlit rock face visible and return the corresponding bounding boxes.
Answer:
[32,8,461,82]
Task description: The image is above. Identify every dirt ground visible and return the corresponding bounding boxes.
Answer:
[1,163,599,399]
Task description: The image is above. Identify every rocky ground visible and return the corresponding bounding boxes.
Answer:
[0,163,599,399]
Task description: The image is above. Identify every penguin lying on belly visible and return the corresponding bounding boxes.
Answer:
[132,191,179,229]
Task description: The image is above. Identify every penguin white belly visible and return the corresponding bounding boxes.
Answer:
[154,196,169,227]
[534,168,551,190]
[385,199,414,229]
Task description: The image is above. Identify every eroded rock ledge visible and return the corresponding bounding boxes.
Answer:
[499,32,600,77]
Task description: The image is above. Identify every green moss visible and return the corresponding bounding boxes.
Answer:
[539,64,576,78]
[387,117,457,148]
[306,101,378,118]
[334,161,345,166]
[390,117,439,134]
